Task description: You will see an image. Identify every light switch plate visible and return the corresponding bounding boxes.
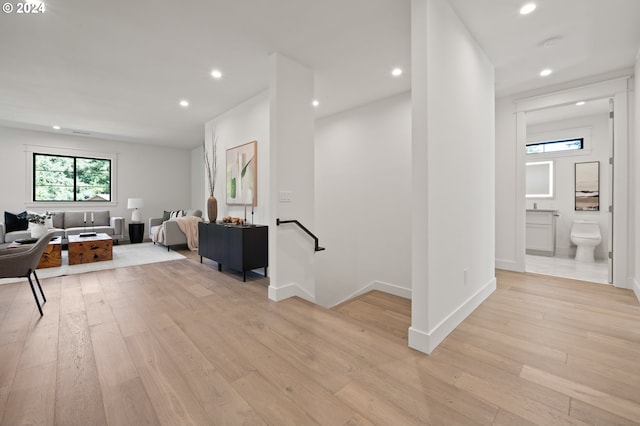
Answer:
[279,191,292,202]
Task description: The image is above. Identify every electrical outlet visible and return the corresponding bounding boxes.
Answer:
[279,191,292,202]
[463,268,469,285]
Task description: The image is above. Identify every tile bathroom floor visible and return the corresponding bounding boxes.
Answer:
[526,254,609,285]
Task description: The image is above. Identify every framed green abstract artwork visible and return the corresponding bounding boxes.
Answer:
[226,141,257,206]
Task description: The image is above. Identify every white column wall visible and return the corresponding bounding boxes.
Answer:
[315,93,412,307]
[495,97,520,270]
[410,0,496,354]
[633,51,640,301]
[268,53,317,302]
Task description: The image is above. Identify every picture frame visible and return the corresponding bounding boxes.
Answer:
[226,141,257,205]
[575,161,599,211]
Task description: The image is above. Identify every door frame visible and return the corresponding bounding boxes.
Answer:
[514,77,630,288]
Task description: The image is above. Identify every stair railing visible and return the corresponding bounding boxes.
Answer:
[276,218,325,252]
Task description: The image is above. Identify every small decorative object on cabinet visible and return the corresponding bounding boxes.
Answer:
[198,222,268,281]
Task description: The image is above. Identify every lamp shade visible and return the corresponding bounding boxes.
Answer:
[127,198,144,209]
[127,198,143,222]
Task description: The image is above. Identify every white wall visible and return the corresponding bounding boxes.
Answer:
[410,0,496,354]
[0,126,191,239]
[527,114,610,259]
[315,92,412,307]
[203,92,269,225]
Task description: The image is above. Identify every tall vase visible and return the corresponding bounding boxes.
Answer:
[207,195,218,223]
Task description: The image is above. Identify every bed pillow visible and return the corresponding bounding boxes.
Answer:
[4,211,29,233]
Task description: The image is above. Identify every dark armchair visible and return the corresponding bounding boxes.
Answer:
[0,231,54,316]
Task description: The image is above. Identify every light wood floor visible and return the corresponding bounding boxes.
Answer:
[0,255,639,425]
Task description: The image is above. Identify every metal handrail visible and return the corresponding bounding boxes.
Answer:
[276,218,325,252]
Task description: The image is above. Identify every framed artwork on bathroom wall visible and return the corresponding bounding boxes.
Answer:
[575,161,599,211]
[226,141,257,206]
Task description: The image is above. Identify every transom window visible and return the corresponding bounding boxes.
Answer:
[33,153,112,202]
[526,138,583,155]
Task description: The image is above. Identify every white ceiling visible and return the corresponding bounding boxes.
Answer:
[0,0,638,149]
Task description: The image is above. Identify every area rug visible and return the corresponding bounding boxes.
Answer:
[0,242,185,285]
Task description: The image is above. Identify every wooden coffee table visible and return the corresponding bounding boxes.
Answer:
[68,233,113,265]
[38,236,62,269]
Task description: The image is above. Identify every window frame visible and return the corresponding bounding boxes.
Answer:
[525,137,584,155]
[25,145,118,208]
[32,153,113,202]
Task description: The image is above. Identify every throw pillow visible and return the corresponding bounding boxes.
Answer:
[4,211,29,233]
[169,210,184,220]
[163,210,184,222]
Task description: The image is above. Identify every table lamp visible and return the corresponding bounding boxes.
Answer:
[127,198,144,222]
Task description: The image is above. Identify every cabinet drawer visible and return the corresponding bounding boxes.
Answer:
[526,211,553,225]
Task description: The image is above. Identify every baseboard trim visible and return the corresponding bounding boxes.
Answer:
[631,278,640,303]
[268,283,315,304]
[329,280,411,308]
[495,259,518,271]
[409,276,496,354]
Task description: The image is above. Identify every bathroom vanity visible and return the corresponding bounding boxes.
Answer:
[526,209,558,256]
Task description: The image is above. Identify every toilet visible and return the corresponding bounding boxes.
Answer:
[570,220,601,262]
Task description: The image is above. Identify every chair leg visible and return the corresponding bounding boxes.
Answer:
[32,270,47,303]
[27,274,44,316]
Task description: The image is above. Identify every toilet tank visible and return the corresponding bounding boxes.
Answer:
[571,220,601,237]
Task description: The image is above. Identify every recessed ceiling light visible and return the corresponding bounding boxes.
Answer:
[539,68,552,77]
[520,3,536,15]
[211,69,222,79]
[391,68,403,77]
[312,100,319,107]
[52,125,61,130]
[576,101,586,106]
[179,100,189,107]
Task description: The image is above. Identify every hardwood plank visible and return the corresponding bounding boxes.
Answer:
[232,371,318,425]
[569,398,638,426]
[1,361,56,426]
[124,330,213,425]
[55,311,107,426]
[520,365,640,423]
[150,323,266,425]
[335,382,424,425]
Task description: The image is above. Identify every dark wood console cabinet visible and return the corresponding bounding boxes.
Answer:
[198,222,268,281]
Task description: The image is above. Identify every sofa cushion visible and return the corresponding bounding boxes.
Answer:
[50,211,64,229]
[4,211,28,233]
[64,211,87,228]
[184,209,203,217]
[91,211,110,226]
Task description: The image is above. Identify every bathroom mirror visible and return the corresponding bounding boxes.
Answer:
[575,161,599,211]
[526,160,554,198]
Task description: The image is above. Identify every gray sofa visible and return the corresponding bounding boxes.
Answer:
[0,210,125,244]
[149,209,202,250]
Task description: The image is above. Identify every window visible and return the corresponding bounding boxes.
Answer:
[526,138,583,155]
[33,153,111,202]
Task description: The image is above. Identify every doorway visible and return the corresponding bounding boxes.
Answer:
[523,98,612,284]
[514,77,630,289]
